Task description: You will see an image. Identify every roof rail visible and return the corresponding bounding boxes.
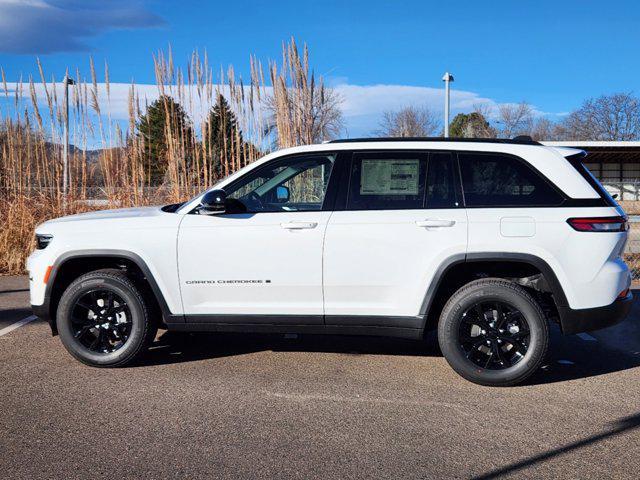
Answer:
[327,136,542,146]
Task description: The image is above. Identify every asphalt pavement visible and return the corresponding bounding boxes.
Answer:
[1,275,639,479]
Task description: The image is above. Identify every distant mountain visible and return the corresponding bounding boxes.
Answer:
[44,143,118,164]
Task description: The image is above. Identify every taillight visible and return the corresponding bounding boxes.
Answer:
[566,216,628,232]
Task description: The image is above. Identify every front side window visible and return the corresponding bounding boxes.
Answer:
[225,154,335,212]
[459,153,564,207]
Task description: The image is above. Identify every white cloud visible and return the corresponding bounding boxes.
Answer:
[2,81,234,124]
[1,80,559,145]
[334,83,500,135]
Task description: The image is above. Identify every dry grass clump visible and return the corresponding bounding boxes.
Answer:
[0,194,96,274]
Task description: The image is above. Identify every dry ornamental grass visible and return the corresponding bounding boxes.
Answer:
[0,39,344,275]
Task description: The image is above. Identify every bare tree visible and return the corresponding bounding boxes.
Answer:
[529,117,554,141]
[468,104,497,137]
[266,40,344,147]
[558,93,640,140]
[497,102,534,138]
[377,106,440,137]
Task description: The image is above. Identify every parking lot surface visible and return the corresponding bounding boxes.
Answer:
[1,275,639,479]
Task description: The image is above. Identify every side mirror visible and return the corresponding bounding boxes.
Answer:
[200,189,227,214]
[275,185,290,203]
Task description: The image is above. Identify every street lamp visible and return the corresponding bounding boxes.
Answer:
[442,72,454,138]
[62,74,75,209]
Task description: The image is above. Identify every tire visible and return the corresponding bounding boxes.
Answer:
[56,269,157,367]
[437,278,549,387]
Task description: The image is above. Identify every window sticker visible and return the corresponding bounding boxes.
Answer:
[360,159,420,195]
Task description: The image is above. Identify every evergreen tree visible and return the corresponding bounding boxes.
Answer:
[137,95,193,185]
[203,94,242,179]
[449,112,495,138]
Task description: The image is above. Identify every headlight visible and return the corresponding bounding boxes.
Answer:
[36,234,53,250]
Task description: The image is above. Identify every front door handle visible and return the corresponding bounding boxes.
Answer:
[415,219,456,228]
[280,221,318,230]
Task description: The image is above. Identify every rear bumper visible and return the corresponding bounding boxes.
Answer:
[559,291,633,335]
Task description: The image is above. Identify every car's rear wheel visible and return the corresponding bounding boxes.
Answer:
[56,269,157,367]
[438,278,549,387]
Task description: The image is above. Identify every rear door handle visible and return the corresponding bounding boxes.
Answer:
[415,219,456,228]
[280,221,318,230]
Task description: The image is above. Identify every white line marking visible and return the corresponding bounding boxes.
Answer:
[577,333,598,342]
[0,315,37,337]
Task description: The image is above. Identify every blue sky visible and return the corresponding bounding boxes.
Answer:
[0,0,638,139]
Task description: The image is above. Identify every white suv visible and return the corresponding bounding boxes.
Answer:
[28,137,632,386]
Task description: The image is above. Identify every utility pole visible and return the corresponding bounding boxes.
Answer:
[442,72,454,138]
[62,74,75,210]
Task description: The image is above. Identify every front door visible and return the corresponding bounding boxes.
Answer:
[178,152,338,323]
[323,151,468,325]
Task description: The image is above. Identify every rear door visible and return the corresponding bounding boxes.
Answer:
[323,150,468,326]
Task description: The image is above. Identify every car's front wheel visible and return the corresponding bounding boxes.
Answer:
[56,269,157,367]
[438,278,549,387]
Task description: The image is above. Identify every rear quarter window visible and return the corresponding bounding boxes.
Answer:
[565,153,619,208]
[459,153,564,207]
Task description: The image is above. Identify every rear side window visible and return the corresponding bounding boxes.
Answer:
[426,152,460,208]
[459,153,564,207]
[347,153,427,210]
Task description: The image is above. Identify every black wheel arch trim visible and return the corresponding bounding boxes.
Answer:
[34,249,176,334]
[419,252,570,327]
[418,253,467,318]
[464,252,569,308]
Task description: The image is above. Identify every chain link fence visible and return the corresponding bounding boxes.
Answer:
[605,183,640,280]
[602,181,640,202]
[625,217,640,280]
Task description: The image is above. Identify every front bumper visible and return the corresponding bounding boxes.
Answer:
[559,291,633,335]
[31,301,56,335]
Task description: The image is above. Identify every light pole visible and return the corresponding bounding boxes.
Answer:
[442,72,454,138]
[62,74,75,209]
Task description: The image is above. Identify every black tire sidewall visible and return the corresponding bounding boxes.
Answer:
[57,275,147,366]
[438,281,548,386]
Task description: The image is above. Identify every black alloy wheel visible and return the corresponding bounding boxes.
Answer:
[459,301,530,370]
[57,269,157,367]
[71,289,133,353]
[438,278,549,387]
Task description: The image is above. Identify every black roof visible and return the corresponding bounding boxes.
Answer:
[327,136,541,146]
